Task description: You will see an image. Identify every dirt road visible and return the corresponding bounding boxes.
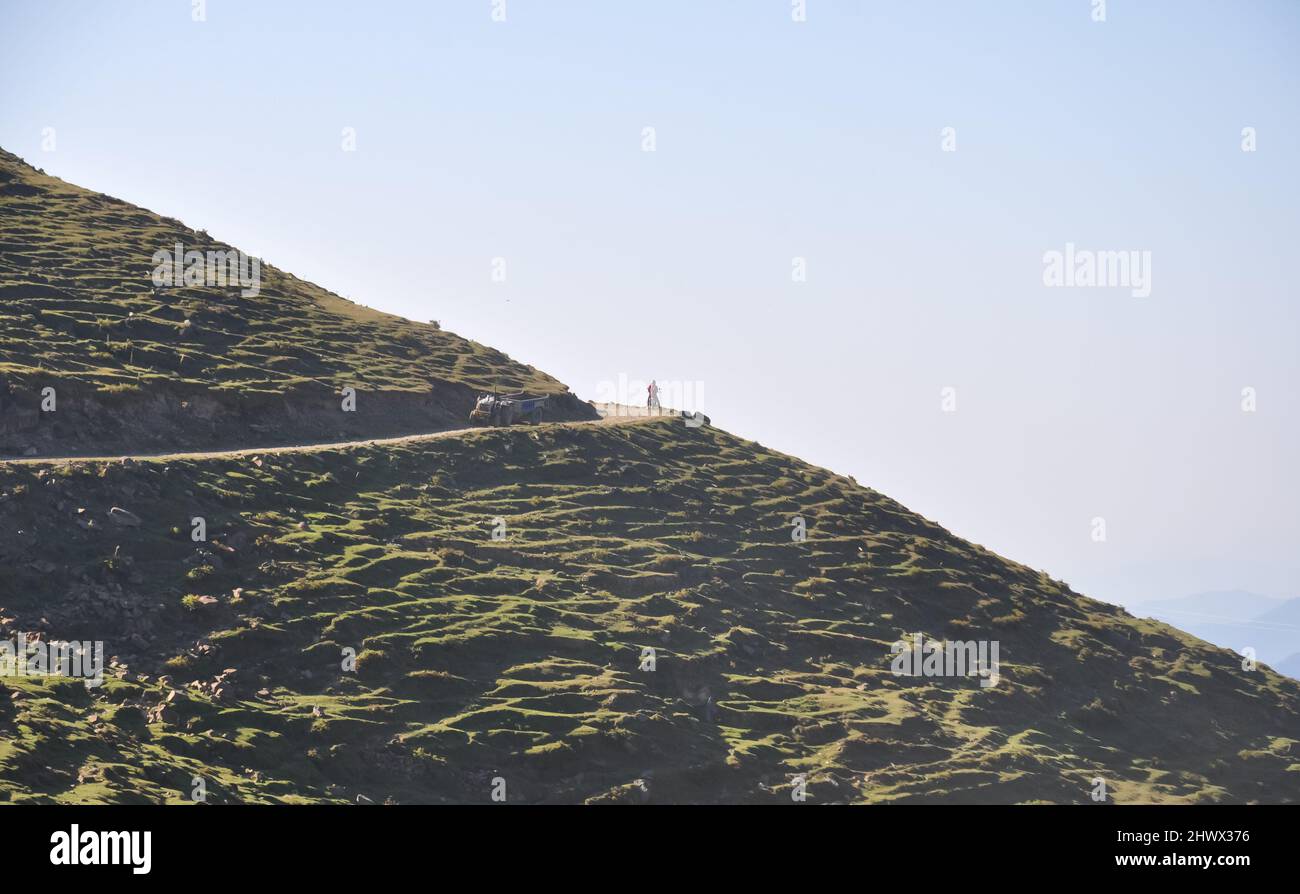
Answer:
[0,403,680,466]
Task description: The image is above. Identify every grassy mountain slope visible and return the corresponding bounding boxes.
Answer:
[0,149,589,456]
[1,418,1296,804]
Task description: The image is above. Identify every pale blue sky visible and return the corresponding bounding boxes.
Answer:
[3,1,1298,610]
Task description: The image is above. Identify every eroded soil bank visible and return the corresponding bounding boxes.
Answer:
[0,380,596,458]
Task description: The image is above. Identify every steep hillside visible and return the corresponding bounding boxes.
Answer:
[0,149,591,457]
[1,418,1296,804]
[2,154,1296,805]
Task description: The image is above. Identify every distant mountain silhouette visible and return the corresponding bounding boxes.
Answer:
[1277,654,1300,680]
[1134,592,1300,678]
[1134,590,1282,622]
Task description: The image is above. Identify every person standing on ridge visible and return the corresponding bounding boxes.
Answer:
[647,379,660,413]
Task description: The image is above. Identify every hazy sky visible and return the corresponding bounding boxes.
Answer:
[3,1,1297,610]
